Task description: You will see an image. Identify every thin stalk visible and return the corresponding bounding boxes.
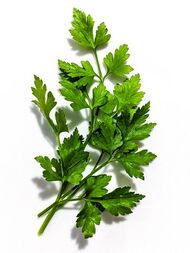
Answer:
[83,107,95,147]
[84,89,92,109]
[103,71,110,82]
[45,114,57,133]
[68,198,83,202]
[38,206,58,235]
[93,49,103,81]
[38,181,66,235]
[56,134,61,148]
[38,182,66,217]
[83,131,92,148]
[94,150,104,169]
[38,201,57,217]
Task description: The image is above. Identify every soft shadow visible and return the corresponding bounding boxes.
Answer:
[63,106,86,130]
[107,73,126,85]
[67,39,90,56]
[102,211,126,224]
[68,38,109,56]
[60,200,82,211]
[60,207,78,210]
[32,177,58,200]
[88,151,100,166]
[103,161,136,190]
[138,141,144,148]
[71,226,88,249]
[31,105,57,148]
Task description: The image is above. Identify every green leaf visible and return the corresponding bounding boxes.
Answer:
[91,115,123,153]
[131,102,151,125]
[35,156,62,181]
[127,122,156,141]
[114,74,145,111]
[59,60,95,78]
[104,44,133,77]
[95,22,111,48]
[59,129,89,185]
[66,159,89,185]
[92,83,108,108]
[76,201,101,238]
[51,158,62,176]
[85,175,111,198]
[127,102,156,140]
[117,110,131,137]
[70,8,95,49]
[100,93,117,115]
[117,150,157,179]
[60,81,89,111]
[55,108,68,134]
[122,140,138,152]
[59,60,95,87]
[95,187,145,216]
[32,75,57,117]
[117,102,156,141]
[59,128,83,164]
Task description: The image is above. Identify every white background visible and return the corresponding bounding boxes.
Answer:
[0,0,189,252]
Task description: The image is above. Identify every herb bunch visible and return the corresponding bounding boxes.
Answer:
[32,8,156,239]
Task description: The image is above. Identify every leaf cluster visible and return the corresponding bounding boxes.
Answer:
[32,8,156,239]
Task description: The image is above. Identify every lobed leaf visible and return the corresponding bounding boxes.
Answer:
[35,156,62,181]
[95,22,111,48]
[59,60,95,87]
[114,74,144,111]
[116,150,157,179]
[59,129,89,185]
[85,175,111,198]
[76,202,101,238]
[32,75,56,117]
[95,187,145,216]
[55,108,68,134]
[70,8,95,48]
[60,81,89,111]
[100,93,117,115]
[91,114,123,153]
[92,82,108,108]
[104,44,133,77]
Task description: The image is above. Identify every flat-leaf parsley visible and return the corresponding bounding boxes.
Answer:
[32,8,156,239]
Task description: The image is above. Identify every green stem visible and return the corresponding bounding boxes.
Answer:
[83,131,92,148]
[37,180,67,235]
[56,134,65,178]
[94,150,104,169]
[56,134,61,147]
[38,181,66,217]
[68,198,83,202]
[38,201,57,217]
[84,89,92,109]
[83,106,95,147]
[93,49,103,81]
[103,71,110,81]
[38,206,58,235]
[45,114,57,133]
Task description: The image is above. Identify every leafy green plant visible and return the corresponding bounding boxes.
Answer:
[32,8,156,239]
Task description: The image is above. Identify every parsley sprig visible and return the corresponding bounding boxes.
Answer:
[32,8,156,239]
